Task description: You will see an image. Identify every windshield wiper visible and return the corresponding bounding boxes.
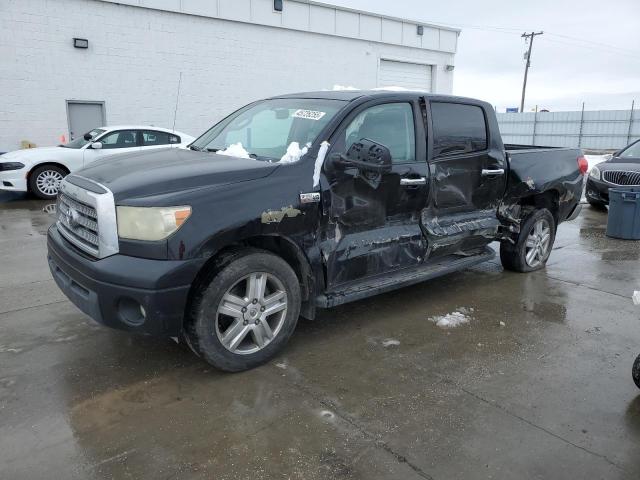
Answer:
[189,145,203,151]
[205,148,219,152]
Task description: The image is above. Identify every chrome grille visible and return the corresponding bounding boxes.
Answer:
[603,170,640,186]
[57,193,100,256]
[55,176,119,259]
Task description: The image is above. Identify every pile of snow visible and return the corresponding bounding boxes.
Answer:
[633,291,640,306]
[382,338,400,347]
[332,85,359,91]
[216,142,250,159]
[279,142,309,164]
[585,154,610,173]
[313,141,330,187]
[372,86,412,92]
[429,307,474,329]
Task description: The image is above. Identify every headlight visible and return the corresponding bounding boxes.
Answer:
[0,162,25,171]
[589,166,600,180]
[117,206,191,241]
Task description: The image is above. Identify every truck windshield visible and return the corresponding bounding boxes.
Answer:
[61,129,106,149]
[190,99,346,161]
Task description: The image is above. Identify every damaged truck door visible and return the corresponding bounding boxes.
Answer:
[321,100,430,287]
[423,101,507,257]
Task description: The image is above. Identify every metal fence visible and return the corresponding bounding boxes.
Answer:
[496,105,640,151]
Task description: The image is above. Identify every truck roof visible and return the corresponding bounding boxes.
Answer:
[273,89,484,104]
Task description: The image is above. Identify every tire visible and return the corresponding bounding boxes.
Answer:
[500,208,556,273]
[587,197,607,210]
[29,164,67,199]
[633,354,640,389]
[185,249,301,372]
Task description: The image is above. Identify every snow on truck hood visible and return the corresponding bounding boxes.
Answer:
[76,147,280,201]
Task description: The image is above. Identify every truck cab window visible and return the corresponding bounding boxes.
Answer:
[431,103,487,158]
[344,103,415,164]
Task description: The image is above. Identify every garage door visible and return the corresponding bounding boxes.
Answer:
[378,60,432,92]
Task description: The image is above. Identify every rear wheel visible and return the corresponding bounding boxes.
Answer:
[186,249,301,372]
[500,208,556,272]
[29,165,67,199]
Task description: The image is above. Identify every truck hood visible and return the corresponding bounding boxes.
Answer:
[77,147,280,201]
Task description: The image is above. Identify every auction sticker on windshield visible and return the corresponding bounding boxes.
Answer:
[293,109,326,121]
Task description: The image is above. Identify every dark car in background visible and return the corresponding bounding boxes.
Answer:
[586,139,640,208]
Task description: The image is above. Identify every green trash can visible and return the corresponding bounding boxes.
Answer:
[606,187,640,240]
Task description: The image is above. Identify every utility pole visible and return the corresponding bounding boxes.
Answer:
[520,31,543,113]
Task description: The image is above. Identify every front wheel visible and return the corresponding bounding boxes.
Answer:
[185,249,301,372]
[29,165,67,199]
[500,208,556,273]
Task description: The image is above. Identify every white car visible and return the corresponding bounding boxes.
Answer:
[0,126,194,199]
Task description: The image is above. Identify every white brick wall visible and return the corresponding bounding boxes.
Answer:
[0,0,457,151]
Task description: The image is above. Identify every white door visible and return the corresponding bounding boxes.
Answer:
[378,60,432,92]
[83,129,142,166]
[68,102,105,140]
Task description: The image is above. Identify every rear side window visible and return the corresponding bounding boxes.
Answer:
[431,103,487,158]
[142,131,180,146]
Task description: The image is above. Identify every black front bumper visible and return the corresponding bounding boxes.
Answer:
[47,226,205,336]
[586,177,611,205]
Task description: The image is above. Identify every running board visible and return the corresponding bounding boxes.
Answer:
[316,247,495,308]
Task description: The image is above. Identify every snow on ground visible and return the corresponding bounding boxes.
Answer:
[216,142,250,159]
[279,142,309,164]
[429,307,474,329]
[382,338,401,347]
[585,154,610,173]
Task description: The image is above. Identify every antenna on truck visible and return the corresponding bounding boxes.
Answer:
[172,72,183,132]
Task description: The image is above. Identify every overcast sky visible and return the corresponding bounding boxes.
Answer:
[329,0,640,112]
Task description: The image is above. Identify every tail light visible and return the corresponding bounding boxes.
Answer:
[577,155,588,175]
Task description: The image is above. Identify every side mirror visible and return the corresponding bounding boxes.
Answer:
[328,139,392,173]
[90,142,103,150]
[83,133,93,141]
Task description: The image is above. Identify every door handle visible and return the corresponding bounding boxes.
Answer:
[481,169,505,176]
[400,177,427,186]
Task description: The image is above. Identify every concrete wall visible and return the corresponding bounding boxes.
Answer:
[0,0,458,151]
[497,109,640,150]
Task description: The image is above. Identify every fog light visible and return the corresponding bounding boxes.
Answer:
[118,297,146,326]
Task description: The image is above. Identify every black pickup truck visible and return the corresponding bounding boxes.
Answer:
[47,90,586,371]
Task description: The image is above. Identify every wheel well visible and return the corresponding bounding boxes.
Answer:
[519,190,560,225]
[28,162,70,185]
[183,235,315,329]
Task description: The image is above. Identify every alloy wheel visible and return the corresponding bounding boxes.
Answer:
[525,218,551,268]
[36,170,64,196]
[215,272,288,355]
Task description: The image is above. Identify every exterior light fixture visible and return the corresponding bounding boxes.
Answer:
[73,38,89,49]
[445,65,455,71]
[417,25,424,36]
[274,0,283,12]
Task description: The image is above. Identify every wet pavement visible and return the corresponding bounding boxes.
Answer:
[1,191,640,479]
